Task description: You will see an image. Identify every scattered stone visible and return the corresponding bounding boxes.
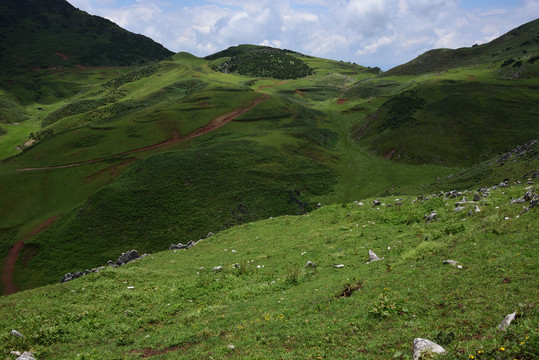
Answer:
[333,264,345,268]
[169,240,196,250]
[473,193,481,201]
[498,311,517,331]
[212,266,223,272]
[317,203,322,208]
[127,286,134,290]
[305,261,317,268]
[457,265,463,269]
[443,260,458,266]
[474,205,481,213]
[11,330,24,337]
[115,250,140,266]
[412,338,446,360]
[373,199,381,206]
[227,344,236,350]
[16,352,36,360]
[499,181,508,188]
[10,351,21,357]
[206,232,214,238]
[424,211,438,223]
[366,249,384,263]
[454,206,465,212]
[233,263,240,268]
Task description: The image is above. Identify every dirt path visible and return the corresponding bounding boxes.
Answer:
[16,94,270,172]
[1,215,59,295]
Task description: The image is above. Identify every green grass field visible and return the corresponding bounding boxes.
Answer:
[1,182,537,359]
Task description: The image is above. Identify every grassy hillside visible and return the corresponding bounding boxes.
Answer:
[1,18,539,296]
[0,181,537,359]
[0,0,173,73]
[383,18,539,76]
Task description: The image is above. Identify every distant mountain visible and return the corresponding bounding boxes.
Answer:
[384,18,539,76]
[0,0,173,73]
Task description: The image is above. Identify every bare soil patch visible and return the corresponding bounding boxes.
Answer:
[1,215,60,295]
[337,99,349,104]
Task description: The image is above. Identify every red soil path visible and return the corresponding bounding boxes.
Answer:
[1,215,59,295]
[16,94,270,172]
[337,99,349,104]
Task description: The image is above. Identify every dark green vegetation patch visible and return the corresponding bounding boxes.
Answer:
[20,141,336,286]
[208,46,313,79]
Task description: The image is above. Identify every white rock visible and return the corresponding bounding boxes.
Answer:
[412,338,446,360]
[333,264,345,268]
[11,330,23,337]
[474,205,481,213]
[10,351,21,356]
[443,260,458,266]
[457,265,463,269]
[498,311,517,331]
[305,261,317,268]
[17,352,36,360]
[127,286,134,290]
[212,266,223,272]
[227,344,236,350]
[366,249,384,263]
[231,249,237,253]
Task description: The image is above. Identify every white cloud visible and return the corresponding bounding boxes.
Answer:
[356,36,394,55]
[65,0,539,69]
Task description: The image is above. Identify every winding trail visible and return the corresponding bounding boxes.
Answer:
[17,94,270,172]
[1,215,59,295]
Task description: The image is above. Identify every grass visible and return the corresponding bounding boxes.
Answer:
[0,182,537,359]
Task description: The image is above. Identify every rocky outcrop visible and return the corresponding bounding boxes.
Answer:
[60,249,148,283]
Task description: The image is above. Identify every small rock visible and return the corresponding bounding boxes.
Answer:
[443,260,458,266]
[474,205,481,213]
[305,261,317,268]
[212,266,223,272]
[333,264,345,268]
[457,265,463,269]
[424,211,438,223]
[454,206,465,212]
[373,199,381,206]
[127,286,134,290]
[11,330,24,337]
[16,352,36,360]
[10,351,22,357]
[412,338,446,360]
[367,249,384,263]
[498,311,517,331]
[227,344,235,350]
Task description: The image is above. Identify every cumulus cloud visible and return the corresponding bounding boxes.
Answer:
[66,0,539,69]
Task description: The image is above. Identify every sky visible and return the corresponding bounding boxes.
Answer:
[66,0,539,69]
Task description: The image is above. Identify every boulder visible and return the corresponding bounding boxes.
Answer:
[412,338,446,360]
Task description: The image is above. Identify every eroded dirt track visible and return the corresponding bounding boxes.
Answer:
[17,94,269,172]
[1,215,59,295]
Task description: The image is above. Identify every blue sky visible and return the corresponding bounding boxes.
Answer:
[67,0,539,69]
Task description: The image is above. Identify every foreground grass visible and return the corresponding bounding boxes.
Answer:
[1,182,537,359]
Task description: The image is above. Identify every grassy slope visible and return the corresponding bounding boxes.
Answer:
[0,0,173,73]
[1,51,467,292]
[0,182,537,359]
[383,18,539,77]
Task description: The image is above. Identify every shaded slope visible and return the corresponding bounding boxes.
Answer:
[0,0,173,73]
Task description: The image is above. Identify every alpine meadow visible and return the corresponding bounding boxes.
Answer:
[0,1,538,359]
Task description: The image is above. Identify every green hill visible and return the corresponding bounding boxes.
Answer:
[383,18,539,77]
[0,0,173,72]
[0,181,537,359]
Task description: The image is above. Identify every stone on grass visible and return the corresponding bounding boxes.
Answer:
[227,344,236,350]
[11,330,24,337]
[443,260,458,266]
[305,261,317,268]
[497,311,517,331]
[366,249,384,264]
[333,264,345,268]
[212,266,223,272]
[412,338,446,360]
[424,211,438,223]
[16,352,36,360]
